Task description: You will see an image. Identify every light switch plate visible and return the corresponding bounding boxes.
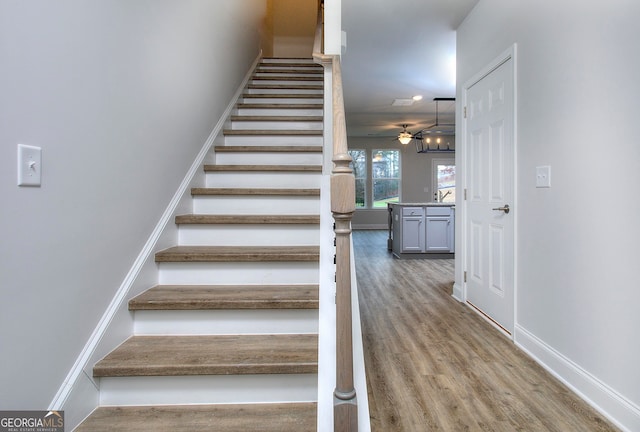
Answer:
[536,165,551,188]
[18,144,42,186]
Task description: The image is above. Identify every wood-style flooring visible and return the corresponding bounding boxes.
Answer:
[354,230,617,432]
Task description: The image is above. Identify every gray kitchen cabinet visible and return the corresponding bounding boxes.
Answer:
[425,206,454,252]
[401,207,425,253]
[389,203,455,257]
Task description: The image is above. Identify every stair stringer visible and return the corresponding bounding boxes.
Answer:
[49,54,263,432]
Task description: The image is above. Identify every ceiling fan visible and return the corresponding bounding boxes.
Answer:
[397,124,414,144]
[396,98,456,153]
[396,97,455,144]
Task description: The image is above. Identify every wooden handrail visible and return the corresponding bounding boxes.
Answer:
[330,57,357,432]
[313,1,358,431]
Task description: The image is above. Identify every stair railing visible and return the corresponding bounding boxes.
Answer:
[313,1,358,430]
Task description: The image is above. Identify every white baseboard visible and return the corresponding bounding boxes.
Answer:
[515,325,640,432]
[452,282,463,302]
[49,54,262,428]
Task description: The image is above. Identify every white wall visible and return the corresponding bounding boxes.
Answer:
[324,0,342,55]
[0,0,265,411]
[457,1,640,429]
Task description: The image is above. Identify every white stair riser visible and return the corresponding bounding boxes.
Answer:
[99,374,317,406]
[242,97,323,105]
[259,67,317,72]
[192,195,320,215]
[256,71,321,76]
[223,135,322,147]
[133,309,319,335]
[261,59,317,65]
[158,261,319,285]
[236,107,323,117]
[249,77,324,86]
[246,87,323,95]
[215,152,323,166]
[205,171,321,188]
[178,225,319,246]
[230,120,322,130]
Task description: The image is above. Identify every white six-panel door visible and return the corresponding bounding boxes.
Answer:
[464,56,515,334]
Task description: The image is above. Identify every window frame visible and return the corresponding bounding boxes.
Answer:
[371,149,401,208]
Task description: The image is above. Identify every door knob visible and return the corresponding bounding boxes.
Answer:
[492,204,510,214]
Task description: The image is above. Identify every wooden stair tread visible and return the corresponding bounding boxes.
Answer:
[230,115,323,122]
[175,214,320,224]
[247,85,324,90]
[257,68,323,74]
[203,164,322,172]
[260,62,322,69]
[214,145,322,153]
[129,284,319,310]
[223,129,322,136]
[236,103,323,109]
[243,93,323,99]
[251,76,324,82]
[155,245,320,263]
[93,334,318,377]
[75,403,317,432]
[191,187,320,196]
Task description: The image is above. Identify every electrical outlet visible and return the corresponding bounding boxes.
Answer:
[18,144,42,186]
[536,165,550,188]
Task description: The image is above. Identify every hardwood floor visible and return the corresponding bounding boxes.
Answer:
[354,230,617,432]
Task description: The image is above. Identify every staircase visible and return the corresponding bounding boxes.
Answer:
[75,58,325,431]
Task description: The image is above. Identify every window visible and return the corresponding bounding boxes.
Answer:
[347,149,402,208]
[432,158,455,203]
[372,150,400,207]
[349,150,366,208]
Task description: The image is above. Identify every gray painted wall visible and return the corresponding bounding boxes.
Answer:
[457,1,640,429]
[0,0,265,410]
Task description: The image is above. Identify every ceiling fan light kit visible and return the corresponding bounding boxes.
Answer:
[397,124,413,145]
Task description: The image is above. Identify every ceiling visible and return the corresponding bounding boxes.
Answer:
[340,0,479,138]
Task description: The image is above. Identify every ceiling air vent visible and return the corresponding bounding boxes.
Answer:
[391,98,415,107]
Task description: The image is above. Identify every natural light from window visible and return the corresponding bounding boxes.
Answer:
[435,162,455,203]
[349,149,366,208]
[372,150,400,207]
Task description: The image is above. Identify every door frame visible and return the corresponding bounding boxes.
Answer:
[455,44,518,337]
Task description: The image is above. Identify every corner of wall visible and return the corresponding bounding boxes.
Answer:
[515,325,640,432]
